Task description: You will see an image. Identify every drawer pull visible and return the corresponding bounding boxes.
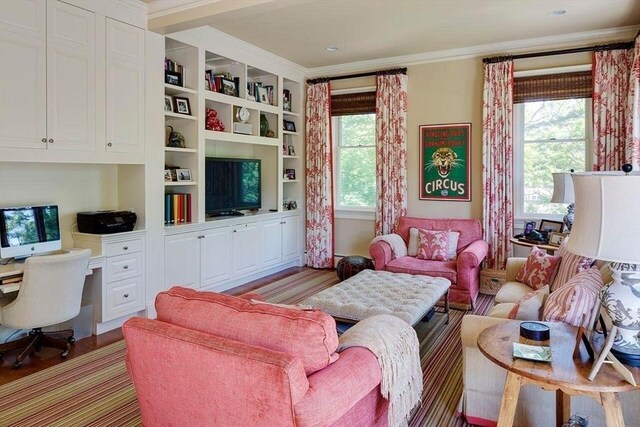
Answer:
[123,246,129,250]
[123,265,129,270]
[123,294,129,298]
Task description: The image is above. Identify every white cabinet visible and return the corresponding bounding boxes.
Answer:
[164,232,200,290]
[105,18,144,154]
[232,221,261,277]
[281,215,300,262]
[262,215,300,267]
[200,226,233,287]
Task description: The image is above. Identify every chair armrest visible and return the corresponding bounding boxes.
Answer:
[369,240,394,270]
[457,240,489,270]
[294,346,381,425]
[460,315,511,348]
[506,258,527,282]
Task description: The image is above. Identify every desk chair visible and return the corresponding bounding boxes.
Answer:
[0,249,91,368]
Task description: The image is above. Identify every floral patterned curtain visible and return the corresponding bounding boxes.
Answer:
[482,60,514,269]
[375,72,408,236]
[628,36,640,170]
[593,48,634,171]
[305,81,334,268]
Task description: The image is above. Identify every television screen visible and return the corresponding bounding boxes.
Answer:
[0,205,61,259]
[205,158,261,215]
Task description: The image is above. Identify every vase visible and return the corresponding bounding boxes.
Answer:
[260,114,269,137]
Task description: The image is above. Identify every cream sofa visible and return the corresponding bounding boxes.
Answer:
[460,257,640,427]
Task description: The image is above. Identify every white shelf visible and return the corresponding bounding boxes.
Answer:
[165,181,197,186]
[165,147,197,153]
[283,155,300,159]
[165,111,197,121]
[164,83,197,95]
[204,90,280,114]
[283,130,299,136]
[283,111,300,117]
[204,130,279,146]
[283,179,300,183]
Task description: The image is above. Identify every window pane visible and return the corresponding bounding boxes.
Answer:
[339,146,376,207]
[524,99,586,141]
[339,114,375,147]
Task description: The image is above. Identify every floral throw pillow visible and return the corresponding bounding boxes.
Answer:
[515,246,561,290]
[416,229,450,261]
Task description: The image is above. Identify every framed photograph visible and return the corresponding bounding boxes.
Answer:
[173,97,191,115]
[548,232,568,247]
[524,221,536,235]
[539,219,564,234]
[176,168,192,182]
[221,78,237,97]
[285,168,296,180]
[165,70,183,87]
[283,120,296,132]
[287,145,296,156]
[283,89,292,112]
[164,170,172,182]
[164,95,173,112]
[257,86,269,104]
[419,123,471,201]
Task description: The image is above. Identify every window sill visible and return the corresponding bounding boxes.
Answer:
[334,209,375,221]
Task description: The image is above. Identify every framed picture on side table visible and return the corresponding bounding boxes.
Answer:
[548,232,568,246]
[539,219,564,234]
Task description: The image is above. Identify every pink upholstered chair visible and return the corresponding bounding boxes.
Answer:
[369,217,488,309]
[123,287,389,427]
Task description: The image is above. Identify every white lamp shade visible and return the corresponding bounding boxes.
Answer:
[567,172,640,264]
[550,173,575,203]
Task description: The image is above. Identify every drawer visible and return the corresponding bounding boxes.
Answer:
[106,252,142,282]
[106,239,142,257]
[105,276,143,320]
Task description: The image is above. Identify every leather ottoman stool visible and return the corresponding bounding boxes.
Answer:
[336,256,374,281]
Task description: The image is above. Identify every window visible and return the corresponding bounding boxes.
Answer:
[514,98,592,219]
[332,113,376,210]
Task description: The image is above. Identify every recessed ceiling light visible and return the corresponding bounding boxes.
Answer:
[549,9,566,16]
[326,46,339,52]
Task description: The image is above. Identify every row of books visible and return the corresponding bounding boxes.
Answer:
[165,193,192,225]
[204,69,240,97]
[247,82,275,105]
[165,57,183,74]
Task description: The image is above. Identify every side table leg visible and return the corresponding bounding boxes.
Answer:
[556,390,570,427]
[497,372,522,427]
[601,392,625,427]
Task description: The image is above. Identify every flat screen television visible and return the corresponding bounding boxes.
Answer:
[0,204,61,259]
[205,158,261,216]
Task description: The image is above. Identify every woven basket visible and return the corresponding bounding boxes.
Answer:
[480,268,506,295]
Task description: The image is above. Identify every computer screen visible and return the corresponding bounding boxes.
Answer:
[0,205,61,259]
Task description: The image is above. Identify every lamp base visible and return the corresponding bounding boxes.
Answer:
[610,348,640,367]
[563,203,574,232]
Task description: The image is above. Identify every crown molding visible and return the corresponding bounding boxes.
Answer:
[148,0,219,19]
[306,25,639,78]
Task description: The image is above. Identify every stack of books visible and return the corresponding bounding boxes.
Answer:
[165,193,192,225]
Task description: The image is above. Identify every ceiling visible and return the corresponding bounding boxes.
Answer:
[146,0,640,69]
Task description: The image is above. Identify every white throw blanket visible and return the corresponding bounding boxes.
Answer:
[371,234,408,259]
[338,314,422,427]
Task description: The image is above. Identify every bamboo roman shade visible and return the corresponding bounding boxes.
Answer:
[331,92,376,116]
[513,70,592,103]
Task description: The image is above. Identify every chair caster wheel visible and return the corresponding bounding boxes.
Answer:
[13,361,22,369]
[68,337,75,344]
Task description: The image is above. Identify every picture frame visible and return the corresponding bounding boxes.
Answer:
[176,168,192,182]
[283,120,296,132]
[257,86,269,104]
[165,70,183,87]
[164,95,173,112]
[164,170,172,182]
[287,145,296,156]
[283,89,292,112]
[173,97,191,115]
[539,219,564,234]
[221,78,237,97]
[285,169,296,180]
[524,221,536,235]
[419,123,471,201]
[548,231,568,247]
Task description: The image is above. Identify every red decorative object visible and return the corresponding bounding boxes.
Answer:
[206,108,225,131]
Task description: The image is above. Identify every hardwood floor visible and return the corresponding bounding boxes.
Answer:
[0,266,310,386]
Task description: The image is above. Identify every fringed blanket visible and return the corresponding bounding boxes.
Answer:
[371,234,408,259]
[338,315,422,427]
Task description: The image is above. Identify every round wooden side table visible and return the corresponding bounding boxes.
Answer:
[477,321,639,427]
[509,237,559,255]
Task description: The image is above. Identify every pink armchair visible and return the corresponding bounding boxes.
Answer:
[369,217,488,309]
[123,287,388,427]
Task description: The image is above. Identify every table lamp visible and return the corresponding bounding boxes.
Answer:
[567,166,640,368]
[551,172,575,232]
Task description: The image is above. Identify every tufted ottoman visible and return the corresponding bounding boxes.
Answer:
[302,269,450,326]
[336,256,374,281]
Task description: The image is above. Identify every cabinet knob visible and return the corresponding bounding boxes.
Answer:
[123,246,128,250]
[123,265,129,270]
[48,138,54,143]
[123,294,129,298]
[42,138,47,143]
[107,142,112,147]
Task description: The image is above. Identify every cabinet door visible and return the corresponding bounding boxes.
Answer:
[233,222,261,277]
[282,215,300,262]
[200,226,233,288]
[262,219,282,268]
[105,18,144,154]
[164,232,199,290]
[46,0,96,151]
[0,0,46,149]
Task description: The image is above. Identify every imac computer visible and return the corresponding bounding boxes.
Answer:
[0,205,61,260]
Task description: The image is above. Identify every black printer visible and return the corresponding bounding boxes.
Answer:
[77,210,137,234]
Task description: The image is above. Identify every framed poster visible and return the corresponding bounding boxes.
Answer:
[419,123,471,201]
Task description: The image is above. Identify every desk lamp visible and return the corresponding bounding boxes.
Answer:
[568,165,640,370]
[551,172,575,232]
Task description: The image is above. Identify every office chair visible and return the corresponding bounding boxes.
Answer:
[0,249,91,368]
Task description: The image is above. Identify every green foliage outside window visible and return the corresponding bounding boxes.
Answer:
[336,114,376,208]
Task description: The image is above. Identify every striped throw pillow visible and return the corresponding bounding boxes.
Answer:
[550,238,594,292]
[542,267,604,328]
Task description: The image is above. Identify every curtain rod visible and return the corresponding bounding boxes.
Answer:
[482,41,635,64]
[307,67,407,85]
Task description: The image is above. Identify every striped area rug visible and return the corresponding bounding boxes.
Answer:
[0,269,493,426]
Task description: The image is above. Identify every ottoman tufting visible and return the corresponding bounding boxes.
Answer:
[336,256,374,281]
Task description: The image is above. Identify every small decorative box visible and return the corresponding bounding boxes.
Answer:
[519,321,550,341]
